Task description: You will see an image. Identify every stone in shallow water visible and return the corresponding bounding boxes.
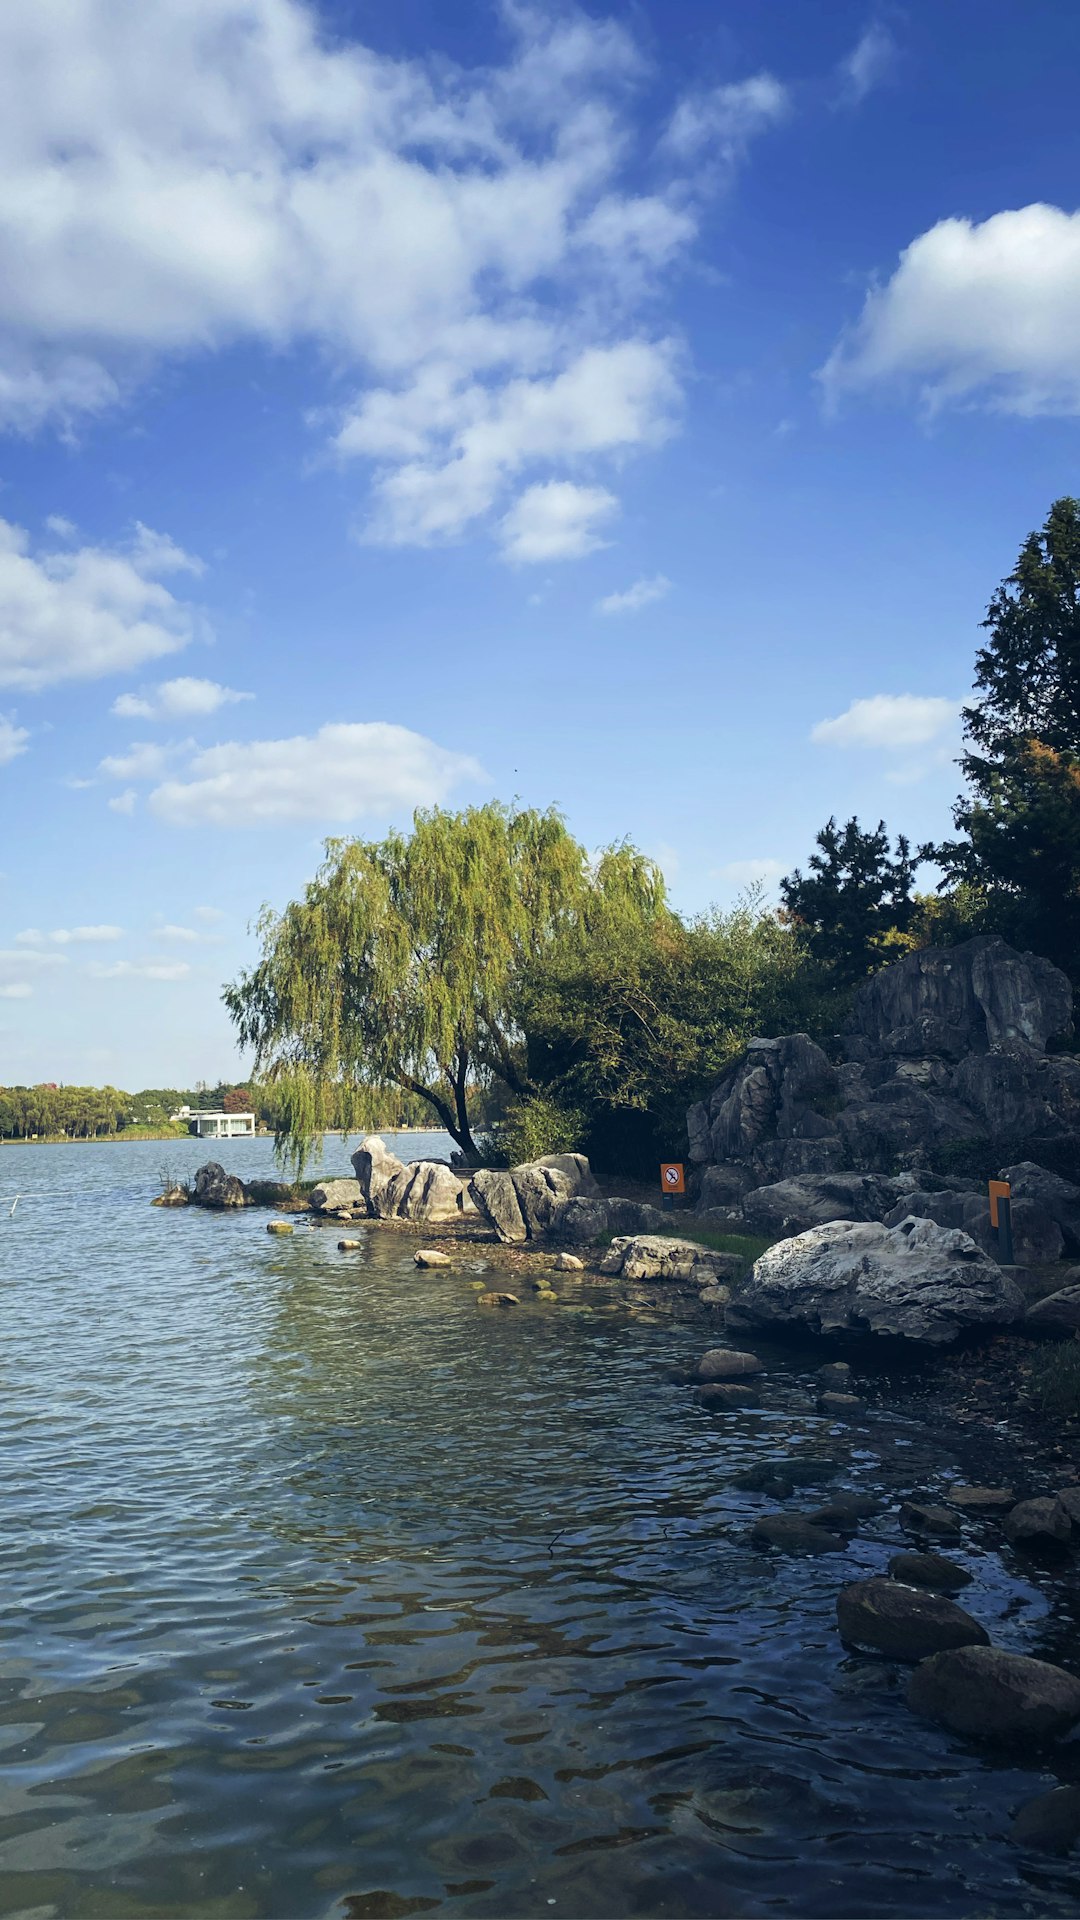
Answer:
[836,1577,987,1661]
[1003,1497,1072,1552]
[414,1248,452,1268]
[945,1484,1016,1511]
[695,1347,764,1382]
[477,1291,519,1308]
[817,1391,864,1418]
[908,1646,1080,1745]
[900,1500,962,1539]
[888,1551,972,1594]
[807,1491,878,1531]
[1010,1784,1080,1854]
[750,1513,846,1555]
[338,1238,364,1251]
[266,1221,293,1235]
[488,1776,548,1802]
[697,1381,760,1410]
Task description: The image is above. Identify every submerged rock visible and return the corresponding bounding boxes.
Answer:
[888,1552,972,1594]
[726,1216,1024,1345]
[1003,1497,1073,1553]
[945,1485,1016,1511]
[1010,1784,1080,1854]
[750,1513,846,1555]
[908,1646,1080,1745]
[414,1248,452,1268]
[694,1346,765,1382]
[807,1492,878,1531]
[900,1500,963,1539]
[697,1381,760,1410]
[477,1290,519,1308]
[836,1578,987,1661]
[266,1220,293,1235]
[817,1391,865,1418]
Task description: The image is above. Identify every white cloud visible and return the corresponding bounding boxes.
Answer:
[596,573,670,615]
[0,713,29,764]
[108,789,137,815]
[714,857,786,890]
[193,904,225,923]
[153,923,201,943]
[16,924,124,945]
[838,22,896,104]
[811,693,957,750]
[0,518,207,692]
[112,676,252,720]
[663,74,789,163]
[348,339,679,548]
[147,720,484,827]
[499,480,617,563]
[823,204,1080,415]
[99,741,174,781]
[0,946,66,965]
[91,960,191,981]
[44,514,76,539]
[0,945,66,998]
[0,982,31,999]
[0,0,713,549]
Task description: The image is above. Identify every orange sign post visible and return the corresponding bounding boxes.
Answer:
[660,1163,685,1211]
[988,1179,1013,1264]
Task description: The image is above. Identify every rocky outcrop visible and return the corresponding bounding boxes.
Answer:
[743,1172,915,1237]
[726,1216,1024,1345]
[468,1153,601,1244]
[689,938,1077,1189]
[1002,1162,1080,1254]
[192,1161,248,1209]
[381,1160,467,1224]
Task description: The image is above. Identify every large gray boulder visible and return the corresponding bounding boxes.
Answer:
[1002,1162,1080,1255]
[882,1188,1064,1266]
[847,935,1071,1057]
[836,1577,988,1661]
[743,1171,910,1237]
[468,1154,600,1244]
[726,1215,1024,1345]
[309,1177,363,1214]
[383,1161,467,1224]
[192,1161,248,1209]
[351,1135,406,1215]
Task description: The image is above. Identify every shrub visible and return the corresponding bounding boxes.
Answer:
[483,1095,586,1169]
[1026,1340,1080,1419]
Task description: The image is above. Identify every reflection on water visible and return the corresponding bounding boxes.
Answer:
[0,1135,1078,1917]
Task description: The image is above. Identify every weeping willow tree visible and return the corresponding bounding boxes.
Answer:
[223,802,667,1168]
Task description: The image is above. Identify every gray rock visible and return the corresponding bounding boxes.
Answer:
[192,1161,247,1209]
[750,1514,846,1555]
[888,1552,972,1593]
[817,1391,864,1418]
[1002,1162,1080,1255]
[697,1381,761,1409]
[600,1235,741,1287]
[884,1191,1065,1266]
[900,1500,963,1538]
[469,1169,527,1243]
[266,1220,293,1234]
[945,1484,1016,1511]
[1055,1486,1080,1531]
[414,1248,452,1268]
[477,1290,520,1308]
[726,1216,1023,1346]
[1023,1281,1080,1337]
[1010,1785,1080,1854]
[816,1361,853,1391]
[309,1177,363,1214]
[338,1238,363,1250]
[908,1646,1080,1745]
[553,1252,584,1271]
[351,1136,406,1216]
[697,1163,752,1209]
[848,936,1071,1057]
[807,1492,878,1530]
[1003,1497,1072,1552]
[836,1577,988,1661]
[604,1198,670,1236]
[398,1162,467,1224]
[551,1196,610,1242]
[743,1171,905,1237]
[694,1346,765,1381]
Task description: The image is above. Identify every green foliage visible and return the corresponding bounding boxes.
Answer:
[653,1224,775,1262]
[780,816,926,990]
[485,1095,587,1169]
[1026,1341,1080,1421]
[930,498,1080,980]
[513,887,812,1177]
[224,802,667,1170]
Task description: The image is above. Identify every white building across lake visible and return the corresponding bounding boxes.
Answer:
[181,1109,257,1140]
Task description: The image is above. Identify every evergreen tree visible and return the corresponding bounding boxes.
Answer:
[780,816,923,988]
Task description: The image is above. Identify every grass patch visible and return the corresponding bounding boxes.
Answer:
[655,1222,775,1262]
[1026,1341,1080,1419]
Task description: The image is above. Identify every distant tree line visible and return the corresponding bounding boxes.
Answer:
[0,1078,446,1141]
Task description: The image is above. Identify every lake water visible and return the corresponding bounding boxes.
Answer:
[1,1134,1079,1919]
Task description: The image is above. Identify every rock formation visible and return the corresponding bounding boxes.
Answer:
[688,938,1078,1189]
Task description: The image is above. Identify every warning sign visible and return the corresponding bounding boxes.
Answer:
[660,1163,685,1194]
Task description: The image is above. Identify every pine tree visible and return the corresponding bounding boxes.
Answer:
[780,816,923,987]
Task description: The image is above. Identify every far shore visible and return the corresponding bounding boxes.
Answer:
[0,1124,445,1148]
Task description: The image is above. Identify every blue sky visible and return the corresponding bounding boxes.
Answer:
[2,0,1079,1088]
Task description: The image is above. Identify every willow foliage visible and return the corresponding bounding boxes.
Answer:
[224,802,666,1167]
